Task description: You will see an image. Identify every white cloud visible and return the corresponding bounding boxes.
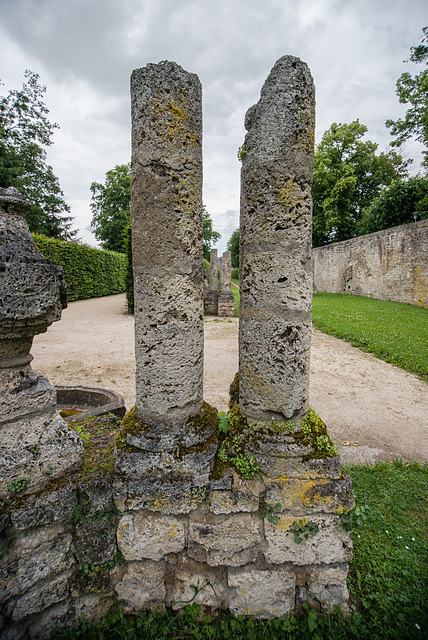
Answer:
[1,0,426,246]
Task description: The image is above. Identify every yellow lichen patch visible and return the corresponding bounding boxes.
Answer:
[278,178,300,208]
[276,514,307,532]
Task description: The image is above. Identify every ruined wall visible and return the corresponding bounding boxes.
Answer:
[313,220,428,307]
[0,60,354,639]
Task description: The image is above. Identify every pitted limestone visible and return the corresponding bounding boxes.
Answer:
[117,513,186,561]
[131,61,204,427]
[239,56,315,422]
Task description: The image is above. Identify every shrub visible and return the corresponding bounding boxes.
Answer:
[33,234,126,302]
[231,268,239,280]
[123,224,134,313]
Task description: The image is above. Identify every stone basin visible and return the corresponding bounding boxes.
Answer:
[55,385,126,423]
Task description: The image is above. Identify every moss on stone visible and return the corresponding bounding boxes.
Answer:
[229,372,239,410]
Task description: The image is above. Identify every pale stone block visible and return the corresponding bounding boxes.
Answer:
[228,565,295,617]
[169,558,227,609]
[208,489,259,515]
[188,514,260,566]
[0,531,73,602]
[9,574,69,621]
[115,561,166,612]
[264,514,353,565]
[117,513,186,561]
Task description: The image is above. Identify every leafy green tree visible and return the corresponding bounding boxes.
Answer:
[203,206,221,261]
[226,228,240,268]
[0,70,75,239]
[90,164,131,252]
[312,121,409,246]
[359,176,428,234]
[386,27,428,169]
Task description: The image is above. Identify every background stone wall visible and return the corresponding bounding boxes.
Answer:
[313,220,428,308]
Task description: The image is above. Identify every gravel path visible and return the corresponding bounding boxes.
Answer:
[32,294,428,466]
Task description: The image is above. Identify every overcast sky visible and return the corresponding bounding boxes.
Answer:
[1,0,426,252]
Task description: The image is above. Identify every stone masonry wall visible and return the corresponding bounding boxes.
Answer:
[313,220,428,307]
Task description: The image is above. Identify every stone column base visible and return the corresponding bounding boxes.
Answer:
[218,292,235,317]
[204,291,218,315]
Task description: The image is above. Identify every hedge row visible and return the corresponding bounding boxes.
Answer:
[33,234,126,302]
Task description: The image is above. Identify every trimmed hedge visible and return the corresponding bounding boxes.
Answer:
[231,268,239,280]
[123,224,134,313]
[33,234,126,302]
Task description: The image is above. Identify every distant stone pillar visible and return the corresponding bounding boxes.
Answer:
[131,61,204,427]
[204,248,218,315]
[239,56,315,422]
[218,251,235,317]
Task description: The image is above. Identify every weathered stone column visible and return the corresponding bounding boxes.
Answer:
[0,187,83,500]
[204,248,218,315]
[218,251,235,317]
[131,61,204,427]
[239,56,315,422]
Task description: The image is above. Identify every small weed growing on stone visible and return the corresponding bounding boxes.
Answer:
[42,464,57,476]
[79,552,124,579]
[230,454,260,480]
[7,477,30,494]
[340,503,368,532]
[28,443,40,455]
[237,142,247,161]
[315,434,338,456]
[261,502,282,524]
[290,519,319,544]
[217,411,229,434]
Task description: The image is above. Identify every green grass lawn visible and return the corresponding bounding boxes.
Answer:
[231,279,240,317]
[53,460,428,639]
[312,293,427,381]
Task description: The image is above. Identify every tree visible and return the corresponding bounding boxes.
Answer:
[386,27,428,170]
[0,70,75,239]
[202,205,221,260]
[359,176,428,235]
[312,121,409,246]
[226,228,240,267]
[90,164,131,252]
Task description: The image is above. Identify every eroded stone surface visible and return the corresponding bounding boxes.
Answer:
[169,557,227,609]
[228,565,295,617]
[115,560,166,612]
[239,56,315,422]
[117,513,186,561]
[188,514,260,566]
[131,61,204,427]
[264,514,353,565]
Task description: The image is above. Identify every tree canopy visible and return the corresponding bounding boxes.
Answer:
[90,164,131,252]
[386,26,428,170]
[0,70,75,239]
[359,175,428,235]
[226,228,240,268]
[312,120,409,246]
[202,206,221,260]
[90,167,219,257]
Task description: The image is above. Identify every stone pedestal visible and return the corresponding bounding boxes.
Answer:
[204,248,218,315]
[239,55,315,422]
[0,187,83,501]
[131,61,204,429]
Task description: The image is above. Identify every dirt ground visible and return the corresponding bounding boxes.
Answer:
[31,294,428,466]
